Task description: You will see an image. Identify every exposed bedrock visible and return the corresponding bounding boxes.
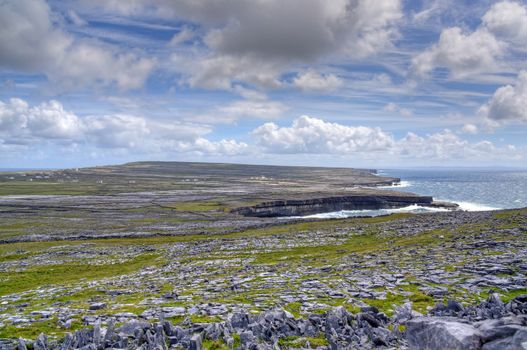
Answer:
[7,293,527,350]
[231,192,457,217]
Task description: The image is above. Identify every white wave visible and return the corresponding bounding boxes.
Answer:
[293,204,450,219]
[386,204,450,213]
[377,180,411,189]
[452,201,501,212]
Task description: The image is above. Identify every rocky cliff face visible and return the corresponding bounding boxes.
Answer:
[231,194,434,217]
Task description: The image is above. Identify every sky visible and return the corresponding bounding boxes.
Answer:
[1,0,527,169]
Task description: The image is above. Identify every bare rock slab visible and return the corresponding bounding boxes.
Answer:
[406,316,482,350]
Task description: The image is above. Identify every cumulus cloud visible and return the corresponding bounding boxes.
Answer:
[157,0,402,89]
[172,54,284,90]
[252,115,395,154]
[411,1,527,79]
[482,1,527,46]
[479,71,527,126]
[251,115,522,161]
[461,124,479,134]
[0,98,82,143]
[293,70,343,92]
[411,27,504,78]
[0,98,248,155]
[0,0,155,90]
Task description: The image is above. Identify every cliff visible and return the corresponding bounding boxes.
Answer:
[231,192,440,217]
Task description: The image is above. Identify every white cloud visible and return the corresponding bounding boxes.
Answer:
[219,100,287,121]
[250,115,522,162]
[189,97,288,124]
[252,115,395,154]
[411,1,527,79]
[478,70,527,126]
[0,98,250,156]
[482,1,527,47]
[171,54,284,90]
[398,130,522,161]
[384,103,413,117]
[168,27,195,46]
[411,27,504,78]
[461,124,478,134]
[0,0,155,90]
[0,98,82,143]
[293,70,343,92]
[177,138,249,156]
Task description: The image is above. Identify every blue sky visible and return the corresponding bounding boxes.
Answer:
[1,0,526,168]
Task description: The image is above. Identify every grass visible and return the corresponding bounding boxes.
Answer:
[251,227,448,265]
[202,339,230,350]
[284,302,302,318]
[160,201,224,212]
[498,288,527,302]
[364,293,406,317]
[0,253,162,296]
[0,317,85,339]
[0,206,525,341]
[278,336,328,349]
[0,181,99,196]
[0,212,412,258]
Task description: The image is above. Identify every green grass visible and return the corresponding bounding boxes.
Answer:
[284,302,302,318]
[0,253,162,296]
[0,317,84,339]
[493,208,527,219]
[278,336,328,349]
[252,227,448,265]
[202,339,230,350]
[0,181,99,196]
[160,201,224,212]
[364,293,406,317]
[498,288,527,302]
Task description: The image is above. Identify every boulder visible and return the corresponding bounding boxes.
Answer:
[482,329,527,350]
[34,333,48,350]
[88,302,106,311]
[189,333,203,350]
[406,317,482,350]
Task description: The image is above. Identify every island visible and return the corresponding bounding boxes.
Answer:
[0,162,525,350]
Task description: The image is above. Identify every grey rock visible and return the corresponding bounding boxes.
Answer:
[240,330,255,345]
[406,317,482,350]
[476,316,526,342]
[88,302,106,311]
[393,302,413,323]
[60,333,73,350]
[189,333,203,350]
[482,329,527,350]
[117,320,150,335]
[17,339,27,350]
[230,311,249,329]
[34,333,48,350]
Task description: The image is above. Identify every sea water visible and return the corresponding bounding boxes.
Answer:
[301,168,527,219]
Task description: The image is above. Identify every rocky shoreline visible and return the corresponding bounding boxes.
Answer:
[4,293,526,350]
[0,163,525,349]
[231,193,458,218]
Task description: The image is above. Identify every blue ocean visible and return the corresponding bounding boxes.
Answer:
[302,169,527,219]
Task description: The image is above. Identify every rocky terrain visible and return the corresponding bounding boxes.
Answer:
[231,192,457,218]
[0,162,525,349]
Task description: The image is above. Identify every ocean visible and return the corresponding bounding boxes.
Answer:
[301,168,527,219]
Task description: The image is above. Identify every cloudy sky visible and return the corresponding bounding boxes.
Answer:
[1,0,527,168]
